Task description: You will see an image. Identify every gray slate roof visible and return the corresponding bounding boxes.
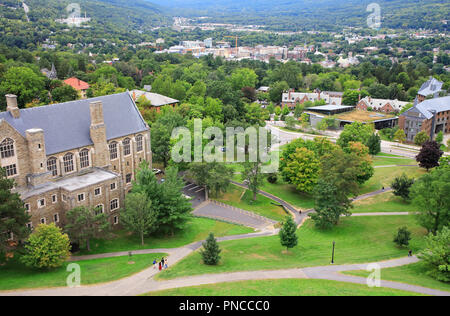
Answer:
[403,96,450,119]
[417,77,443,97]
[0,92,148,155]
[130,90,178,107]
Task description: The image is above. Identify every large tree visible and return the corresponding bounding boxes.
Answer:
[65,206,110,252]
[188,162,233,198]
[0,168,30,262]
[391,173,415,201]
[281,147,320,193]
[21,223,71,269]
[121,192,155,245]
[366,133,381,155]
[242,162,264,201]
[418,226,450,282]
[410,167,450,235]
[337,122,374,151]
[416,140,443,171]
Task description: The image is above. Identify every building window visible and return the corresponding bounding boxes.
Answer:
[126,174,132,184]
[109,142,118,160]
[78,193,85,202]
[80,149,90,169]
[40,218,46,224]
[5,164,17,177]
[136,135,143,152]
[94,204,104,215]
[47,157,58,176]
[25,203,30,212]
[62,194,67,202]
[94,187,101,196]
[54,214,59,223]
[110,182,116,191]
[38,199,45,208]
[0,138,15,159]
[52,194,57,203]
[110,199,119,211]
[113,216,118,225]
[27,222,33,230]
[123,138,131,156]
[63,153,74,173]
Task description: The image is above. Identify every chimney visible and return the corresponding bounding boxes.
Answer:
[6,94,20,119]
[89,101,110,168]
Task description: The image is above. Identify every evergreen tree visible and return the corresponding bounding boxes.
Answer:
[393,226,411,247]
[391,173,415,201]
[279,216,298,251]
[0,167,30,262]
[200,233,221,265]
[416,140,443,171]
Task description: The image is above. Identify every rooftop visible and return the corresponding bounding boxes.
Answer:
[417,77,443,97]
[409,96,450,119]
[307,105,354,111]
[64,77,90,91]
[130,90,179,107]
[335,109,396,123]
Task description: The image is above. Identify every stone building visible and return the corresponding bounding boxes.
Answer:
[0,92,151,229]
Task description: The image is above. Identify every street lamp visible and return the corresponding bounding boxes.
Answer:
[331,241,335,264]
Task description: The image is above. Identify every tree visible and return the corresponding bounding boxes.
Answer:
[267,173,278,184]
[133,164,192,235]
[269,81,289,103]
[347,142,374,185]
[21,223,70,269]
[337,122,374,151]
[418,226,450,282]
[414,131,430,146]
[0,66,45,109]
[279,216,298,252]
[200,233,221,265]
[416,140,443,171]
[391,173,415,201]
[51,84,78,103]
[121,192,155,245]
[0,168,30,262]
[411,167,450,235]
[310,179,352,229]
[393,129,406,143]
[188,162,233,198]
[393,227,411,247]
[435,131,444,145]
[229,68,257,91]
[366,133,381,155]
[65,206,110,252]
[281,147,320,193]
[285,116,297,130]
[242,162,264,201]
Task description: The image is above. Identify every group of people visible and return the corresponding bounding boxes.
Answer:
[153,257,168,271]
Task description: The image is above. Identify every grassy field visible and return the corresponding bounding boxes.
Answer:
[352,191,417,213]
[372,156,417,167]
[146,279,423,296]
[215,185,288,222]
[0,253,165,291]
[359,166,426,194]
[75,217,253,256]
[343,262,450,293]
[157,215,427,280]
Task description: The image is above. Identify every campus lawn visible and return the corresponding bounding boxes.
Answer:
[215,185,288,222]
[359,166,426,195]
[372,156,417,167]
[343,262,450,293]
[75,217,253,256]
[157,215,427,280]
[0,253,165,291]
[146,279,423,296]
[352,191,417,213]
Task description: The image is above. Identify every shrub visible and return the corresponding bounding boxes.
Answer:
[267,173,278,184]
[393,226,411,247]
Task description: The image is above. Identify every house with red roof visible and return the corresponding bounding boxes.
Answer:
[63,77,90,99]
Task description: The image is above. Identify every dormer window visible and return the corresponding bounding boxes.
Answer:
[0,138,15,159]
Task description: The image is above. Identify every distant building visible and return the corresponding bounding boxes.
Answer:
[130,90,179,112]
[257,86,270,93]
[357,96,409,114]
[416,77,444,103]
[41,63,58,80]
[399,96,450,142]
[63,77,90,99]
[282,89,343,109]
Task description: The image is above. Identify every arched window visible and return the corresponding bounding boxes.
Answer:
[0,138,15,159]
[79,149,90,168]
[136,135,143,152]
[63,153,74,173]
[109,142,118,160]
[123,138,131,156]
[94,204,104,215]
[47,157,58,176]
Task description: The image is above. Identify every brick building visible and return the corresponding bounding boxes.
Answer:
[282,89,343,109]
[0,92,151,229]
[356,96,409,114]
[63,77,90,99]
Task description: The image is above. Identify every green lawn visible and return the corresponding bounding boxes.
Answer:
[343,262,450,293]
[352,191,417,213]
[0,253,165,291]
[75,217,253,256]
[359,166,426,194]
[146,279,423,296]
[372,156,417,167]
[215,185,288,222]
[158,215,427,280]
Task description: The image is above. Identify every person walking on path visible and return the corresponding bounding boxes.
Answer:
[164,258,168,269]
[158,261,162,271]
[153,259,157,269]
